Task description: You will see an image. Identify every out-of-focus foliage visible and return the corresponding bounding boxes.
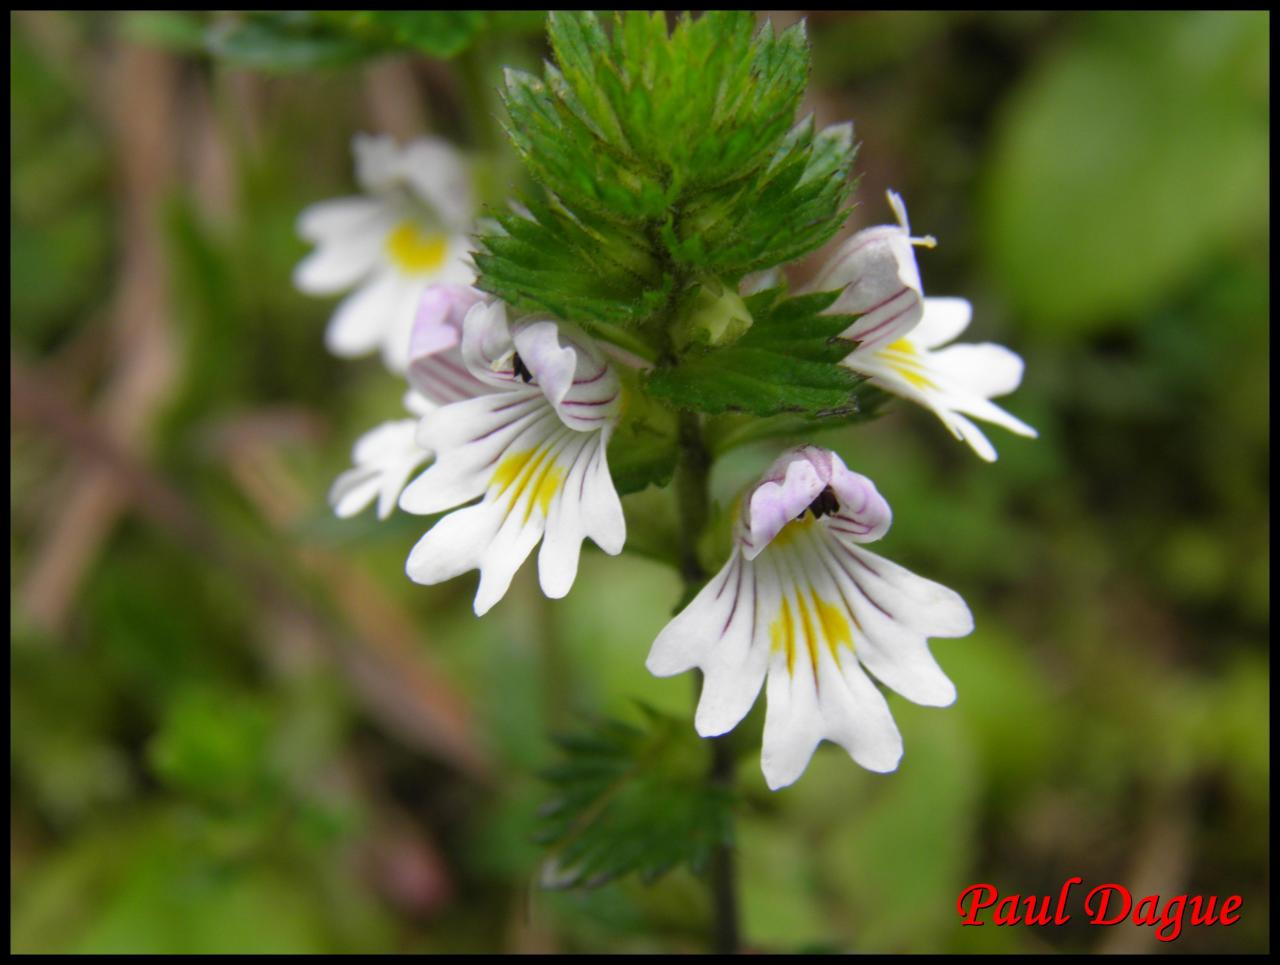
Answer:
[10,9,1269,955]
[986,10,1269,331]
[129,11,547,69]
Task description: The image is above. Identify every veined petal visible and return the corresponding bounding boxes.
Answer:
[406,498,505,587]
[807,190,935,351]
[647,551,775,737]
[513,320,578,408]
[461,303,622,431]
[405,415,619,614]
[761,643,902,789]
[537,430,625,598]
[745,455,827,557]
[843,307,1038,461]
[741,446,891,557]
[407,285,489,404]
[400,390,551,515]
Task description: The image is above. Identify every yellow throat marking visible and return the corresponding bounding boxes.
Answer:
[880,338,936,390]
[770,513,817,549]
[385,220,449,274]
[492,447,564,522]
[770,588,854,679]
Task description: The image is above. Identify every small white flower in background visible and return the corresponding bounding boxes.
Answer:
[843,296,1038,462]
[398,301,626,615]
[808,189,936,351]
[646,446,972,790]
[294,133,475,372]
[328,284,491,520]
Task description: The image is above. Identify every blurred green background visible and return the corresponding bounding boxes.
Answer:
[10,10,1269,953]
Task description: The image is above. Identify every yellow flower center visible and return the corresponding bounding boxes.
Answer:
[385,220,449,274]
[879,338,936,390]
[492,447,564,521]
[771,589,855,680]
[769,513,817,549]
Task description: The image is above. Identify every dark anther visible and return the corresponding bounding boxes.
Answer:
[512,353,534,383]
[801,486,839,521]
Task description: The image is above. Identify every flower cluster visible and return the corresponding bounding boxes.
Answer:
[297,134,1035,790]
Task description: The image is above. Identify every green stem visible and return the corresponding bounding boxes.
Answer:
[673,410,740,954]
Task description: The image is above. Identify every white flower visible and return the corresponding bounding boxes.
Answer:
[843,296,1038,462]
[398,302,626,615]
[808,189,936,351]
[329,391,434,520]
[646,446,972,790]
[294,133,475,372]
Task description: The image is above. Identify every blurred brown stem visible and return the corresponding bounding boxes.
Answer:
[18,39,179,635]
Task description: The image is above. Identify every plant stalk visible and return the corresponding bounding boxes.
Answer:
[674,410,740,955]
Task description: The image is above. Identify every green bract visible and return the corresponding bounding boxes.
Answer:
[475,12,858,367]
[536,706,735,889]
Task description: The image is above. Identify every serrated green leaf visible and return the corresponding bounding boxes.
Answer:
[647,347,865,417]
[478,11,854,333]
[645,289,876,417]
[536,706,734,889]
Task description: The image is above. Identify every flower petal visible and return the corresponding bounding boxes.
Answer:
[407,286,489,404]
[293,203,395,296]
[296,196,388,244]
[744,455,827,558]
[406,499,504,587]
[353,133,402,194]
[399,137,474,233]
[824,454,892,544]
[379,279,438,374]
[537,432,624,598]
[815,227,924,351]
[512,320,578,408]
[910,296,973,349]
[399,391,550,515]
[473,497,549,615]
[325,270,407,358]
[646,552,773,737]
[329,418,430,520]
[926,342,1026,399]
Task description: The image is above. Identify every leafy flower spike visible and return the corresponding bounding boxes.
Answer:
[293,133,474,372]
[843,296,1038,463]
[808,189,936,352]
[399,301,626,614]
[646,446,972,790]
